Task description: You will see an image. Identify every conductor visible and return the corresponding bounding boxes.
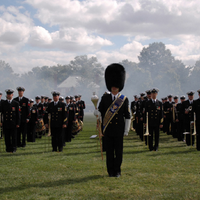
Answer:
[95,63,130,177]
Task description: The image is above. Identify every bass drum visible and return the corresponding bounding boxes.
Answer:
[36,118,46,133]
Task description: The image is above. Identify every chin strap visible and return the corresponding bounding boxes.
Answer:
[124,119,131,136]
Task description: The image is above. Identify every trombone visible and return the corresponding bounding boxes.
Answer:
[192,112,196,136]
[144,112,149,136]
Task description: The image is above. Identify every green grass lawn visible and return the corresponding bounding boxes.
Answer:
[0,114,200,200]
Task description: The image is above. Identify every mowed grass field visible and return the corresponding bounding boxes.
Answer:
[0,114,200,200]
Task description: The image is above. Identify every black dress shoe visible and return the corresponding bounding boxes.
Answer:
[115,173,121,178]
[52,150,57,152]
[22,145,26,148]
[109,174,114,177]
[12,150,16,153]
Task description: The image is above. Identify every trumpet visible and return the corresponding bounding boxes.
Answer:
[192,112,196,136]
[144,112,149,136]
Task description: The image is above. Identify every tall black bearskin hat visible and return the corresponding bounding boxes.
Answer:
[105,63,125,92]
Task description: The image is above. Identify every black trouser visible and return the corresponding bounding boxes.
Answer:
[149,125,160,151]
[4,128,17,152]
[172,122,178,138]
[105,135,123,176]
[62,128,65,146]
[139,120,144,141]
[133,120,136,130]
[177,120,184,141]
[163,117,167,133]
[65,121,72,142]
[17,122,27,147]
[27,122,36,142]
[185,122,194,146]
[51,127,63,151]
[196,125,200,150]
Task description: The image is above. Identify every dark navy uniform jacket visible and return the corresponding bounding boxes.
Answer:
[13,96,30,122]
[145,99,163,126]
[34,103,44,119]
[0,100,20,129]
[45,101,68,128]
[98,93,130,137]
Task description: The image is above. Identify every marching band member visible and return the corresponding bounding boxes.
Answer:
[14,87,30,148]
[145,88,163,151]
[0,89,20,153]
[95,63,130,177]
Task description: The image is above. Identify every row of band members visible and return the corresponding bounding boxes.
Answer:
[130,89,200,151]
[0,87,85,153]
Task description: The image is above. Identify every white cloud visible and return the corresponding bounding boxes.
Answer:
[25,0,200,37]
[0,51,76,73]
[1,0,200,73]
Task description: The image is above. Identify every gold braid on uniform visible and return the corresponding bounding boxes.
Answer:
[64,118,68,122]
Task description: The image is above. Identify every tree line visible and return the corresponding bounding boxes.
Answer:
[0,42,200,101]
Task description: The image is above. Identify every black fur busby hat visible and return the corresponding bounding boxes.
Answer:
[105,63,125,92]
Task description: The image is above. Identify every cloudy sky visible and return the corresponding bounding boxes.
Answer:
[1,0,200,73]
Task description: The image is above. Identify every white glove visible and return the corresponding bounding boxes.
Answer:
[94,110,101,120]
[124,119,131,136]
[94,109,99,116]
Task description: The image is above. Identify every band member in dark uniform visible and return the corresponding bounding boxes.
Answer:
[13,87,30,147]
[27,99,38,142]
[145,88,163,151]
[0,91,5,139]
[162,97,168,133]
[45,91,67,152]
[192,90,200,150]
[182,91,195,146]
[176,96,185,141]
[95,63,130,177]
[163,95,174,135]
[0,89,20,153]
[136,93,145,140]
[172,96,179,138]
[34,96,45,138]
[78,94,86,122]
[65,96,75,142]
[130,95,138,131]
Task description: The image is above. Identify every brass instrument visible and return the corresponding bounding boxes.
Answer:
[144,112,149,136]
[192,112,196,136]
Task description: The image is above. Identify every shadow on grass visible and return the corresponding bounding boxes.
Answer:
[0,151,51,157]
[147,149,193,156]
[0,175,102,194]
